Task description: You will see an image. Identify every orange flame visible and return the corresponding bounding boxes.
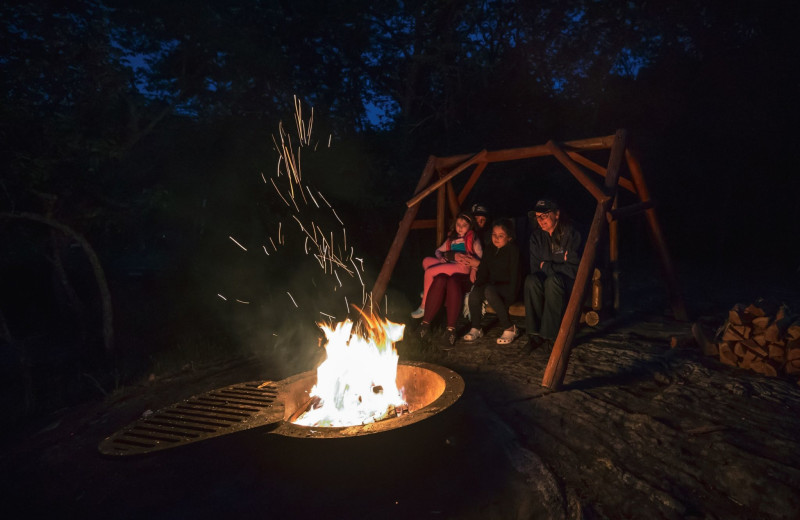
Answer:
[293,308,406,427]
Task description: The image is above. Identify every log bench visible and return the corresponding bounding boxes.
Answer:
[484,268,604,327]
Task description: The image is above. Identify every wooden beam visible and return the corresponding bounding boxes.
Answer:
[435,153,473,170]
[410,219,436,229]
[604,129,628,190]
[542,197,613,389]
[625,148,689,321]
[566,152,636,194]
[482,134,617,163]
[546,141,607,202]
[446,181,461,219]
[371,156,438,306]
[406,150,487,208]
[607,200,656,221]
[457,161,488,205]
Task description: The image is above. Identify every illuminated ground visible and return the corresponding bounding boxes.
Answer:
[2,271,799,519]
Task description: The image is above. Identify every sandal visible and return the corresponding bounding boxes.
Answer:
[497,325,518,345]
[462,328,483,341]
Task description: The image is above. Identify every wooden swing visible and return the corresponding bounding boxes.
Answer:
[370,129,688,390]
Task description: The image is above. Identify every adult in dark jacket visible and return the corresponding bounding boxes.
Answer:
[523,199,582,352]
[463,219,521,345]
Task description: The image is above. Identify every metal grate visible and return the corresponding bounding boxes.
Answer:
[98,381,284,457]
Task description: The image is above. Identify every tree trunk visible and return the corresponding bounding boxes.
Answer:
[0,212,114,352]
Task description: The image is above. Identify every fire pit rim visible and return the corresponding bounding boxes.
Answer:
[269,360,464,439]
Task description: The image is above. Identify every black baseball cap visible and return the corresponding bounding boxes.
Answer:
[470,203,489,217]
[534,199,559,213]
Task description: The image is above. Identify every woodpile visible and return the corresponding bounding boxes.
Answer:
[692,300,800,379]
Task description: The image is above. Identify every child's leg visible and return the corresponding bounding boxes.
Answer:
[421,256,440,270]
[422,262,469,306]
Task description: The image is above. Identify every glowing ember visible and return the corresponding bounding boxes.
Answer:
[293,311,407,427]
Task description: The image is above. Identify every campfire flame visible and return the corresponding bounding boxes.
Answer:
[293,310,407,427]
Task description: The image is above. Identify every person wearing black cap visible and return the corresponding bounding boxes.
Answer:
[522,199,582,353]
[470,202,492,249]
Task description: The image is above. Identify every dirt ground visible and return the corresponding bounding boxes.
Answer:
[2,270,800,519]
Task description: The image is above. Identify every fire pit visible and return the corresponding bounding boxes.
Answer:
[99,361,463,456]
[272,361,464,439]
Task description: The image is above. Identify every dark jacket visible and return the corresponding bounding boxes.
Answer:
[528,219,581,280]
[474,241,521,301]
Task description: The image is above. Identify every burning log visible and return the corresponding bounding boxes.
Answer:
[702,300,800,382]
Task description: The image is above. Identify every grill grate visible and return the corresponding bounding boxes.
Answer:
[98,381,284,457]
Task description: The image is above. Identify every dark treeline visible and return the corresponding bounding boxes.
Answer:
[1,1,798,423]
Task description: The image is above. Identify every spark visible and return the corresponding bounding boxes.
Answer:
[278,222,282,244]
[328,134,332,147]
[217,294,227,301]
[272,133,283,175]
[318,191,331,207]
[261,172,267,184]
[229,236,248,251]
[306,185,319,208]
[351,257,364,287]
[287,292,298,307]
[270,237,277,251]
[334,270,342,287]
[270,178,290,207]
[319,311,335,321]
[262,245,270,256]
[304,236,308,254]
[331,207,343,225]
[236,299,250,304]
[345,296,349,313]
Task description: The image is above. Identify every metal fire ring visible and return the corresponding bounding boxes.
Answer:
[269,361,465,439]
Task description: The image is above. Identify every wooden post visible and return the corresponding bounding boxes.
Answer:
[609,195,620,312]
[625,149,689,321]
[542,129,627,389]
[371,156,438,306]
[542,198,612,389]
[436,174,447,245]
[605,129,627,315]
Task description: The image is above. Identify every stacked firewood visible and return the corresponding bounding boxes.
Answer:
[699,301,800,377]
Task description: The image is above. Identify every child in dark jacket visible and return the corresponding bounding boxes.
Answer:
[462,219,521,345]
